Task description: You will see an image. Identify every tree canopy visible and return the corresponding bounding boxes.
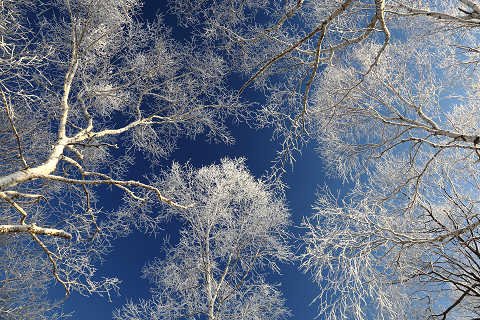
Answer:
[115,158,291,320]
[1,0,480,319]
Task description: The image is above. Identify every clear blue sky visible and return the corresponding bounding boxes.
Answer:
[60,1,341,318]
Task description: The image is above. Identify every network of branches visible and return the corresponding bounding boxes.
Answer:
[1,0,480,319]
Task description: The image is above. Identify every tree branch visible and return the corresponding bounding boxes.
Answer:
[0,224,72,239]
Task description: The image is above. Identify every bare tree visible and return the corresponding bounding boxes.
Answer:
[171,0,480,169]
[114,158,291,320]
[4,0,480,317]
[296,3,480,319]
[302,137,480,319]
[0,0,242,309]
[0,235,69,320]
[170,0,480,317]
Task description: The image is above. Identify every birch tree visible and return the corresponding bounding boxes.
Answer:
[297,2,480,319]
[0,0,241,307]
[172,0,480,168]
[114,158,291,320]
[172,0,480,318]
[0,236,67,320]
[300,44,480,318]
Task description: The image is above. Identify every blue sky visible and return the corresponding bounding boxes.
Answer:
[63,123,331,319]
[59,1,341,318]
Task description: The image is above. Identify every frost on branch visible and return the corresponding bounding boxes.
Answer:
[115,158,292,320]
[0,0,243,315]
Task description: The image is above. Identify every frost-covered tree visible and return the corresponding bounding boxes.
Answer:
[301,41,480,318]
[114,158,291,320]
[297,4,480,320]
[0,236,67,320]
[172,0,480,167]
[3,0,480,318]
[0,0,241,311]
[172,0,480,318]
